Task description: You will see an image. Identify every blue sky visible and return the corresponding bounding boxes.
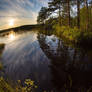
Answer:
[0,0,48,30]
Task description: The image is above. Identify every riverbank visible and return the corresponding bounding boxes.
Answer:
[0,29,92,92]
[0,24,92,47]
[39,25,92,47]
[53,25,92,47]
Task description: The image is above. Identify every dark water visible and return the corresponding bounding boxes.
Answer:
[0,30,92,92]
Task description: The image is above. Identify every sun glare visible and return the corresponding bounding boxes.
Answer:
[9,34,15,40]
[9,31,16,40]
[9,19,14,27]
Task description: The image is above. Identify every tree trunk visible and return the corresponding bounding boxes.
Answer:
[91,1,92,27]
[67,0,71,27]
[59,5,61,26]
[85,0,89,31]
[77,0,80,29]
[89,1,92,27]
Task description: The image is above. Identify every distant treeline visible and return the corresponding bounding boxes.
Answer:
[0,24,39,34]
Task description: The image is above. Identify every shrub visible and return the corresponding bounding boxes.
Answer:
[53,25,81,42]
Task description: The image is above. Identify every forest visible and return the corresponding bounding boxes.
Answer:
[0,0,92,92]
[37,0,92,45]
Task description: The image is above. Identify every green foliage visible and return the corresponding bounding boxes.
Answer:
[53,24,92,45]
[37,0,92,31]
[0,77,37,92]
[37,7,50,24]
[0,77,14,92]
[0,60,37,92]
[80,6,92,31]
[53,25,81,42]
[16,79,37,92]
[45,17,58,30]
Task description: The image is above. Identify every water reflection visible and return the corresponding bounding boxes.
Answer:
[37,32,92,91]
[0,30,92,92]
[8,31,16,40]
[0,31,17,44]
[0,44,5,57]
[0,31,52,92]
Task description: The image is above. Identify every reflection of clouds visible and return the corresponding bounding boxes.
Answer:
[1,31,50,87]
[45,35,59,54]
[0,0,48,30]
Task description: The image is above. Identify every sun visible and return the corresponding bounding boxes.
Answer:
[9,19,14,27]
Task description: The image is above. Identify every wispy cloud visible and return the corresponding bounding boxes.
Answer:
[0,0,48,30]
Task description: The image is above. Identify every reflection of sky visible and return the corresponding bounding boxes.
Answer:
[0,31,19,43]
[45,35,60,54]
[0,30,39,44]
[0,31,92,91]
[0,0,48,30]
[0,31,51,91]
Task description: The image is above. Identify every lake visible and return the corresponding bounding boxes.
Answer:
[0,30,92,92]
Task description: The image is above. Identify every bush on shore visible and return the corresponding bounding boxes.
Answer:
[53,24,92,45]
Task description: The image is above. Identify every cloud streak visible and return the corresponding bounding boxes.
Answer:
[0,0,48,30]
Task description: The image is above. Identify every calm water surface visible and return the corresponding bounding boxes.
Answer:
[0,30,92,92]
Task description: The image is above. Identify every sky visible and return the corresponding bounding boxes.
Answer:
[0,0,48,30]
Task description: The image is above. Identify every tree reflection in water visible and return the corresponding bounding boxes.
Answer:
[0,44,5,57]
[37,32,92,92]
[0,44,5,71]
